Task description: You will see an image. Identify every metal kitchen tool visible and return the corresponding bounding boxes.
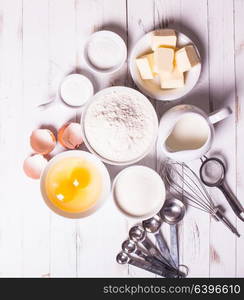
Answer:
[121,239,181,278]
[160,198,186,268]
[122,239,158,265]
[162,161,240,237]
[129,225,171,267]
[142,215,176,268]
[200,157,244,221]
[116,251,178,278]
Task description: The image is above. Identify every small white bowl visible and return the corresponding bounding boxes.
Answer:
[112,166,166,220]
[60,74,94,107]
[40,150,111,219]
[129,29,201,101]
[84,30,127,74]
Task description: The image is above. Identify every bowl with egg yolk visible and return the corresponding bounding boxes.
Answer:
[40,150,111,218]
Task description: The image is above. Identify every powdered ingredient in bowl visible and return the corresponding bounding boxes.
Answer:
[83,89,158,163]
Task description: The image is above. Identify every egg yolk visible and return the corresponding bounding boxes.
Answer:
[44,156,102,213]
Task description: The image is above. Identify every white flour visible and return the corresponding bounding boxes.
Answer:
[84,88,158,162]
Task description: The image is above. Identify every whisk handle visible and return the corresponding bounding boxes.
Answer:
[219,183,244,222]
[214,209,240,237]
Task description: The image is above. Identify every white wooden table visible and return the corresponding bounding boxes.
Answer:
[0,0,244,278]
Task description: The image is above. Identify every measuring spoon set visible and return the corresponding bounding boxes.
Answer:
[116,199,188,278]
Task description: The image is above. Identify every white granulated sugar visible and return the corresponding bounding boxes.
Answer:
[87,36,123,69]
[84,89,158,162]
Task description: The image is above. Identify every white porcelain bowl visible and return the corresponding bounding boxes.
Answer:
[60,74,94,107]
[40,150,111,219]
[84,30,127,74]
[81,86,159,166]
[129,29,201,101]
[112,166,166,220]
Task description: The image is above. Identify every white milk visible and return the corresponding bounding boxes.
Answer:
[165,113,210,152]
[113,166,165,218]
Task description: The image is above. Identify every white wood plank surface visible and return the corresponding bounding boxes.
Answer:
[0,0,24,277]
[155,0,211,278]
[234,0,244,278]
[207,0,237,278]
[47,0,77,277]
[126,0,156,278]
[21,0,51,277]
[75,0,129,277]
[0,0,243,277]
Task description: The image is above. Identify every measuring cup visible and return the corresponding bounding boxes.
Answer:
[200,157,244,221]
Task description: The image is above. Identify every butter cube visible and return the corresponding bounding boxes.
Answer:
[136,57,153,80]
[143,53,158,76]
[175,45,200,72]
[154,47,174,73]
[151,30,177,50]
[159,68,184,89]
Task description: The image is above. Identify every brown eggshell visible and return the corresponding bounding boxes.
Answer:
[23,154,47,179]
[30,129,56,154]
[58,122,83,149]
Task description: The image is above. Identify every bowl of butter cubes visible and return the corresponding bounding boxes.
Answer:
[129,29,201,101]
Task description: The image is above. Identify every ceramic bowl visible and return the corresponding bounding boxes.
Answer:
[84,30,127,74]
[112,166,166,220]
[40,150,111,218]
[81,86,159,166]
[129,29,201,101]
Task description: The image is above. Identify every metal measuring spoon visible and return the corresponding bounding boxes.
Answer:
[122,239,153,261]
[122,239,178,277]
[142,215,176,268]
[129,225,170,267]
[116,251,178,278]
[200,157,244,221]
[160,199,186,268]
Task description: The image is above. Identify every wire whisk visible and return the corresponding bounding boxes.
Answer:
[161,160,240,237]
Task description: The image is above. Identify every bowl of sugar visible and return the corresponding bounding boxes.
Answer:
[112,166,166,220]
[84,30,127,74]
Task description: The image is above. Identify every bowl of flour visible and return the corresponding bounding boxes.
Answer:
[81,86,158,165]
